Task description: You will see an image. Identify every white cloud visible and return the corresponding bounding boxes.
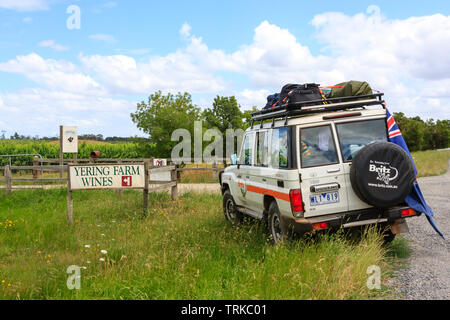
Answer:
[180,23,192,39]
[22,16,32,23]
[0,88,136,136]
[0,0,48,11]
[236,89,270,109]
[0,53,105,95]
[79,53,226,95]
[1,7,450,138]
[104,1,117,8]
[38,40,69,51]
[90,34,118,44]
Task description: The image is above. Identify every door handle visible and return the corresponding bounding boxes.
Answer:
[327,168,340,173]
[262,178,267,182]
[310,183,340,193]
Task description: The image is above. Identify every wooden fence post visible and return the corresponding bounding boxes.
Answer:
[66,165,73,225]
[59,125,63,179]
[32,156,39,184]
[5,165,11,195]
[171,165,178,201]
[212,160,218,181]
[116,159,123,196]
[143,161,149,216]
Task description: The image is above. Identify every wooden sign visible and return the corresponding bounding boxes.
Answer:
[61,126,78,153]
[69,164,145,190]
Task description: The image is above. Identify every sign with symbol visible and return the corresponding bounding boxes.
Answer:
[153,158,167,167]
[62,126,78,153]
[121,176,132,187]
[69,164,144,190]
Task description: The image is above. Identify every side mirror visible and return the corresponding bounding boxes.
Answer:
[230,154,238,165]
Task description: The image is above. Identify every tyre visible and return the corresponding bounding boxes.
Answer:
[350,141,415,208]
[223,189,243,224]
[267,201,287,244]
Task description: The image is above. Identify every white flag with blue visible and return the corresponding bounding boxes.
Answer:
[386,107,445,239]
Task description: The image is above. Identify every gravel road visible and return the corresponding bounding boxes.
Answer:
[389,161,449,300]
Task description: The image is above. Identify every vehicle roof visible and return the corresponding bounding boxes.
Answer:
[245,108,386,132]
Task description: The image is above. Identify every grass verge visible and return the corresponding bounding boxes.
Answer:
[412,150,450,177]
[0,189,393,300]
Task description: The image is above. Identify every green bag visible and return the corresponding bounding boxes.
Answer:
[329,81,372,98]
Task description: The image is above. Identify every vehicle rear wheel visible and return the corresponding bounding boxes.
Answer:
[267,201,287,244]
[223,189,243,224]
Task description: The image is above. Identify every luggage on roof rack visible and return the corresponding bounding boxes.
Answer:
[251,92,385,124]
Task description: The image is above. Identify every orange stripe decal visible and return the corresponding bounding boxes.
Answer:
[246,185,290,202]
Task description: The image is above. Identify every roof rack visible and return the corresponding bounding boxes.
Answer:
[250,93,385,125]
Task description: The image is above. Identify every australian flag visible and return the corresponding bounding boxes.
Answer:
[386,106,445,239]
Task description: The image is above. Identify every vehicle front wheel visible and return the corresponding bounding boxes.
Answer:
[223,189,243,224]
[267,201,287,244]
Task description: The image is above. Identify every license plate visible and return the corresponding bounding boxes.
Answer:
[310,192,339,206]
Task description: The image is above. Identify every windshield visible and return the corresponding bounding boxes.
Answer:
[335,119,387,161]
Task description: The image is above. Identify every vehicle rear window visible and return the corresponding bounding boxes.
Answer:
[271,127,289,168]
[336,119,387,162]
[300,125,338,168]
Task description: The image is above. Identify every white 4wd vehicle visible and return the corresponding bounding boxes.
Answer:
[220,93,419,243]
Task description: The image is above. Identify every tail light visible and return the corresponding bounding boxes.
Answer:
[289,189,304,218]
[401,208,416,217]
[313,222,329,230]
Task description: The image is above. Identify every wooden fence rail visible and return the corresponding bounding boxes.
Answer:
[0,162,179,199]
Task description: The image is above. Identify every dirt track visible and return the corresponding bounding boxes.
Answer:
[389,162,449,300]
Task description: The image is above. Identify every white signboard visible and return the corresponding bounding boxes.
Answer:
[69,164,145,190]
[62,126,78,153]
[153,158,167,167]
[150,158,171,182]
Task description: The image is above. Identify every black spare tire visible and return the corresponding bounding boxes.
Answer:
[350,142,415,208]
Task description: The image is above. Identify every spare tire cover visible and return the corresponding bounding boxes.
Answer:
[350,142,415,208]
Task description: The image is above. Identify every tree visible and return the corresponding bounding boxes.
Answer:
[242,106,259,128]
[202,96,251,159]
[202,96,245,132]
[131,91,200,158]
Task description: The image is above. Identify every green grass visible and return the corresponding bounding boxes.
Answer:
[412,150,450,177]
[0,189,393,300]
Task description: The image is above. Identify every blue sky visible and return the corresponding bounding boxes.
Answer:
[0,0,449,137]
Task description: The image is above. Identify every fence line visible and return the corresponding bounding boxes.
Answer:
[0,161,180,197]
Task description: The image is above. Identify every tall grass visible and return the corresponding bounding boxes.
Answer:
[412,150,450,177]
[0,189,392,300]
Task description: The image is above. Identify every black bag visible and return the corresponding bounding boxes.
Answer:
[263,93,280,110]
[279,83,322,106]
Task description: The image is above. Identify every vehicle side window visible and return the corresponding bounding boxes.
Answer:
[336,119,388,162]
[271,127,289,168]
[240,132,255,165]
[300,125,338,168]
[256,131,269,167]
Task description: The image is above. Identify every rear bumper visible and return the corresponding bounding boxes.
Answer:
[281,206,420,235]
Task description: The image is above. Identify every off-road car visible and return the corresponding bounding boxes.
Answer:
[220,92,419,243]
